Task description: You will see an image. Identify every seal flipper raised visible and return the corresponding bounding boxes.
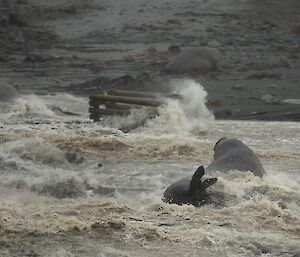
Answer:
[163,166,217,206]
[189,165,205,194]
[190,166,218,206]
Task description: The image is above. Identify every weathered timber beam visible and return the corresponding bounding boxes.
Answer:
[89,107,130,116]
[108,89,182,100]
[104,102,132,110]
[90,95,164,107]
[89,100,132,110]
[107,89,161,99]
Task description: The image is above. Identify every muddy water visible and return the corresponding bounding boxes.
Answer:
[0,81,299,257]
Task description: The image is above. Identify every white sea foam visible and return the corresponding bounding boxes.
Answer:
[99,79,214,135]
[139,79,214,135]
[0,93,88,123]
[0,82,213,137]
[0,89,299,257]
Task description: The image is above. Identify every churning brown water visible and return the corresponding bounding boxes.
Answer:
[0,81,299,257]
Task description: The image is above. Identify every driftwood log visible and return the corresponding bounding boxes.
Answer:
[89,90,174,122]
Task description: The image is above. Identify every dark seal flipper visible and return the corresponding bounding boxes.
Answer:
[202,177,218,189]
[190,166,217,193]
[190,166,218,206]
[163,166,217,206]
[189,166,205,194]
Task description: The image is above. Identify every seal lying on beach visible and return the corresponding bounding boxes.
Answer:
[206,137,265,178]
[163,138,265,206]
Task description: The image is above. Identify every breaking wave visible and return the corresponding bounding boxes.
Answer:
[0,93,89,123]
[143,80,214,135]
[103,79,214,135]
[0,83,299,257]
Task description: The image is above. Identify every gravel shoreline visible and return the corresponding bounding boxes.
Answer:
[0,0,299,121]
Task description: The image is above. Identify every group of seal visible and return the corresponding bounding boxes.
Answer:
[163,138,265,206]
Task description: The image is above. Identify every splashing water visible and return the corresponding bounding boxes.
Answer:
[143,80,214,135]
[0,84,299,257]
[0,93,89,123]
[101,79,214,135]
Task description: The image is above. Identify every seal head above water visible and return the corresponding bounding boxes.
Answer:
[206,137,265,178]
[163,166,217,206]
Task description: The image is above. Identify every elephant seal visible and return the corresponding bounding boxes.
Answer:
[206,137,265,178]
[163,138,265,207]
[164,47,220,74]
[163,166,217,206]
[0,83,19,102]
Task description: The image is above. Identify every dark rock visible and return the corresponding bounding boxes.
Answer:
[37,177,85,199]
[207,99,222,107]
[278,201,287,209]
[246,73,283,79]
[62,5,79,14]
[64,152,85,164]
[252,242,272,254]
[214,109,240,117]
[9,13,27,27]
[168,45,181,55]
[167,19,181,25]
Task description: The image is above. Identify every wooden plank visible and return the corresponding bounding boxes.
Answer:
[108,89,182,100]
[89,107,130,116]
[108,89,161,99]
[90,94,164,107]
[104,102,132,110]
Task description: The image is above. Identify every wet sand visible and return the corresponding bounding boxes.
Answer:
[0,0,300,120]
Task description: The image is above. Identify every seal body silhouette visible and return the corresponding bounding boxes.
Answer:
[206,137,265,178]
[163,138,265,206]
[163,166,217,206]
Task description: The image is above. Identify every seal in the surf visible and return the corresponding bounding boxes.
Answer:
[162,138,265,206]
[206,137,265,178]
[163,166,217,206]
